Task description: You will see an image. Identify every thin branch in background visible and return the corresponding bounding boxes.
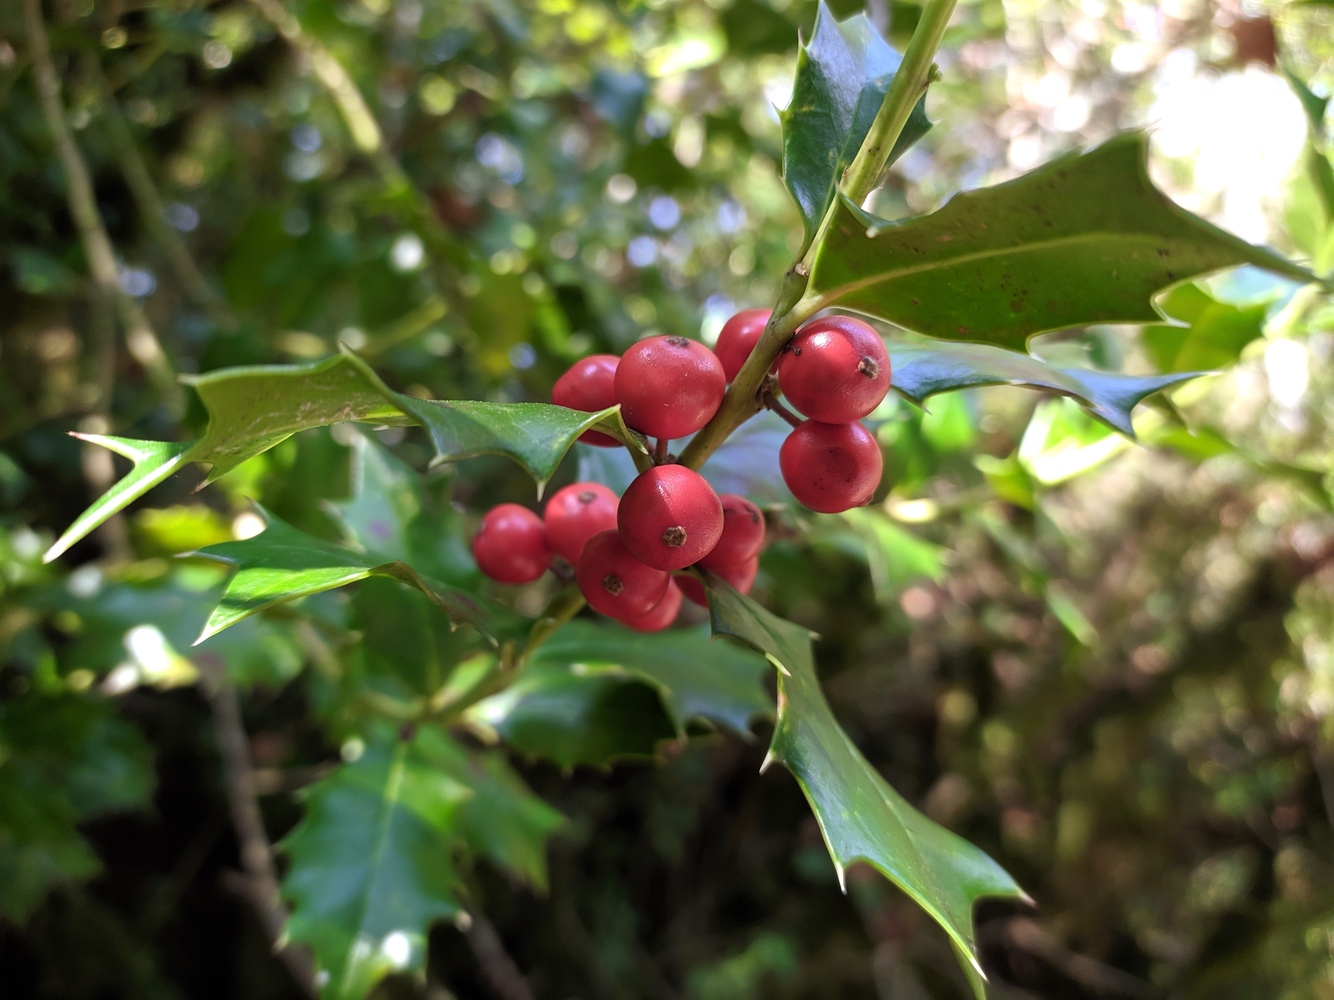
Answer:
[246,0,468,274]
[198,657,318,999]
[23,0,184,415]
[460,912,537,1000]
[1006,918,1160,999]
[86,58,236,330]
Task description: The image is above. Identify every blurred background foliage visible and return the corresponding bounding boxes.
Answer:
[2,0,1334,997]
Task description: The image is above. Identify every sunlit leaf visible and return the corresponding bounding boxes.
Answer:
[193,506,503,645]
[1141,284,1268,374]
[887,336,1201,436]
[809,133,1314,350]
[781,1,931,245]
[704,580,1025,997]
[43,437,196,563]
[183,354,409,485]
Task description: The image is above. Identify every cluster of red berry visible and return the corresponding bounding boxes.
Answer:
[470,308,890,629]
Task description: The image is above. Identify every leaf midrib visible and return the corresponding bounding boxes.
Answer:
[336,742,409,999]
[813,229,1196,306]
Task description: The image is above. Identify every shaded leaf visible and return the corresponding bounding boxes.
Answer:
[43,437,196,563]
[416,730,563,890]
[704,580,1025,996]
[887,336,1200,436]
[781,1,931,245]
[0,695,154,921]
[808,133,1314,350]
[330,432,423,564]
[282,730,468,999]
[350,577,479,700]
[469,666,677,768]
[525,620,772,736]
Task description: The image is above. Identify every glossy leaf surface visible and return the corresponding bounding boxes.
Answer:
[183,354,408,485]
[194,506,500,644]
[887,336,1200,435]
[704,579,1025,996]
[781,1,930,245]
[43,437,196,562]
[282,730,469,999]
[809,133,1313,350]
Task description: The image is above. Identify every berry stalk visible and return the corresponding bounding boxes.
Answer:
[680,0,956,472]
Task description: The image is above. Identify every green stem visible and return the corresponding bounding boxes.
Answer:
[680,0,956,470]
[841,0,957,204]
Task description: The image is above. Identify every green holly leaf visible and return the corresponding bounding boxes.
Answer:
[417,730,563,890]
[43,437,195,563]
[183,354,409,485]
[469,665,678,768]
[342,350,646,495]
[782,1,931,246]
[350,577,482,701]
[808,133,1315,351]
[887,336,1201,436]
[1141,284,1268,374]
[330,432,423,565]
[281,729,469,1000]
[0,695,155,921]
[193,506,502,645]
[703,580,1025,997]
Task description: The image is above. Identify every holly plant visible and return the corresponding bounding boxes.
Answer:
[28,1,1321,998]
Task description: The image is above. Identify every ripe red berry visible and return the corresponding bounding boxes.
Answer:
[779,420,883,513]
[576,529,669,618]
[552,354,620,447]
[698,494,765,571]
[615,336,725,440]
[619,580,683,633]
[618,465,723,571]
[778,316,891,423]
[472,504,552,584]
[714,308,772,382]
[543,482,619,563]
[678,557,759,607]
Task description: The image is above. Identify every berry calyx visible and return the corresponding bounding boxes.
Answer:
[472,504,553,584]
[576,529,669,618]
[543,482,619,563]
[619,580,683,633]
[698,494,765,570]
[618,465,723,571]
[678,557,759,607]
[552,354,620,447]
[778,316,891,424]
[779,420,883,513]
[714,308,772,382]
[615,336,725,440]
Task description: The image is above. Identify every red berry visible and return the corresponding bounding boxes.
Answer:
[619,580,683,632]
[576,529,669,618]
[543,482,619,563]
[714,308,772,382]
[615,336,725,440]
[552,354,620,447]
[778,316,891,423]
[678,557,759,607]
[698,494,765,571]
[618,465,723,571]
[779,420,883,513]
[472,504,552,584]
